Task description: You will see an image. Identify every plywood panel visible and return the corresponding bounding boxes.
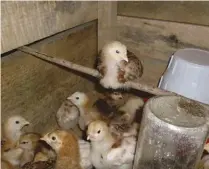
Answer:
[1,1,98,53]
[1,21,97,134]
[118,1,209,26]
[98,1,117,51]
[117,16,209,62]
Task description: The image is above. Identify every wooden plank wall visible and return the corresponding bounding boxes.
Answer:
[1,21,98,134]
[1,1,98,54]
[117,1,209,86]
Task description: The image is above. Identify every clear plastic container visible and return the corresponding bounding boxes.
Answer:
[133,96,209,169]
[158,48,209,105]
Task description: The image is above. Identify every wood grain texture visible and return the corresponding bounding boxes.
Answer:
[117,16,209,62]
[1,21,97,134]
[98,1,117,51]
[118,1,209,26]
[1,1,98,53]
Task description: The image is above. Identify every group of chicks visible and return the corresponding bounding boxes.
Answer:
[2,40,209,169]
[1,90,145,169]
[1,115,56,169]
[56,90,145,169]
[1,40,145,169]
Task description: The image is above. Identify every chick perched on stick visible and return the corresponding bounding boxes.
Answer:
[87,120,136,169]
[97,41,143,89]
[41,129,82,169]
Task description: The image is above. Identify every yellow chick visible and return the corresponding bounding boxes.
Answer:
[17,133,41,166]
[67,92,104,130]
[87,120,136,169]
[41,129,82,169]
[87,120,116,169]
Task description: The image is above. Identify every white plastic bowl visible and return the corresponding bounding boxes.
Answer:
[158,48,209,105]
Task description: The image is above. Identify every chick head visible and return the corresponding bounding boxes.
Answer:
[107,92,123,100]
[67,91,89,107]
[87,120,109,142]
[40,129,77,154]
[4,115,30,133]
[17,133,41,150]
[102,41,128,62]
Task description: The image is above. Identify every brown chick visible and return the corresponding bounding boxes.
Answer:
[97,41,143,89]
[17,133,41,166]
[21,158,55,169]
[41,129,82,169]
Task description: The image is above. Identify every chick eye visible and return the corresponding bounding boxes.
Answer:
[51,136,56,141]
[22,141,28,144]
[116,50,120,54]
[15,121,19,124]
[76,97,79,100]
[97,130,101,134]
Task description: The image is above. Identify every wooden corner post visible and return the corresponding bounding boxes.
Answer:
[98,1,118,52]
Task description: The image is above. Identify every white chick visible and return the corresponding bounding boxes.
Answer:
[97,41,143,89]
[106,136,136,169]
[2,147,24,167]
[87,120,136,169]
[17,133,41,166]
[56,98,80,130]
[87,120,115,169]
[3,115,30,146]
[67,92,103,130]
[41,129,82,169]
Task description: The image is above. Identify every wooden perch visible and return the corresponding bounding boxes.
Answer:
[18,46,174,96]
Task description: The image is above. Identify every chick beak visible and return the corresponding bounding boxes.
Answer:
[40,134,49,143]
[23,121,30,126]
[123,55,128,62]
[87,135,90,141]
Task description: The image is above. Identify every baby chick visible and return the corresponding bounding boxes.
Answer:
[41,129,82,169]
[103,91,127,110]
[87,120,115,169]
[87,120,136,169]
[67,92,104,130]
[97,41,143,89]
[21,158,55,169]
[2,115,30,147]
[56,98,80,130]
[17,133,41,166]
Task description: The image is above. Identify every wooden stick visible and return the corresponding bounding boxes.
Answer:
[18,46,174,96]
[18,46,101,78]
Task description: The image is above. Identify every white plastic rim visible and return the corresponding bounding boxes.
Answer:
[158,48,209,105]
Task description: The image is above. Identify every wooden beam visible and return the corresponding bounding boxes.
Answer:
[1,1,98,54]
[98,1,117,51]
[117,16,209,62]
[118,1,209,26]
